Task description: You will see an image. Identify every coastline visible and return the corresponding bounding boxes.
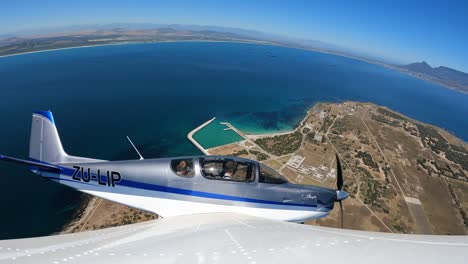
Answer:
[1,35,465,236]
[0,42,132,58]
[195,100,467,234]
[0,39,272,59]
[59,195,97,234]
[244,105,315,139]
[391,68,468,95]
[59,195,157,234]
[248,100,468,144]
[1,38,466,95]
[60,100,467,234]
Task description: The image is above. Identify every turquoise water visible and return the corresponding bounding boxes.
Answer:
[0,42,467,239]
[193,121,244,149]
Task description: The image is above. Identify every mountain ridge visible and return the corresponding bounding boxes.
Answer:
[399,61,468,93]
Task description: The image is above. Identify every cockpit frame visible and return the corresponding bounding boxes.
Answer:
[169,156,289,185]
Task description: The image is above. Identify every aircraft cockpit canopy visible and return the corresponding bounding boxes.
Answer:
[259,164,288,184]
[171,158,195,177]
[170,157,287,184]
[201,158,255,182]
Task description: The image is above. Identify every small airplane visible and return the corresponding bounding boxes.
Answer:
[0,111,349,223]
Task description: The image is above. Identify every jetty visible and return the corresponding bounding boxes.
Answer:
[187,117,216,154]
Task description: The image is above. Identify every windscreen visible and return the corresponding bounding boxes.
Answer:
[259,164,288,184]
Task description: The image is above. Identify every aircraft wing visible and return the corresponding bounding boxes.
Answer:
[0,213,466,263]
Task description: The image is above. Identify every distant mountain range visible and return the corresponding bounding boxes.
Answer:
[398,62,468,93]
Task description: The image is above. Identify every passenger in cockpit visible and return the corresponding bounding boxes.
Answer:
[176,160,189,176]
[223,160,237,179]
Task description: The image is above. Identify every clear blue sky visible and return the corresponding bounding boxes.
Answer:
[2,0,468,71]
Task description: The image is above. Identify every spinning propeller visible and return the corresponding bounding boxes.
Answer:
[335,154,349,228]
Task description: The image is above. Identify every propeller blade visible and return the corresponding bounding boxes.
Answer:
[336,154,343,191]
[339,200,344,228]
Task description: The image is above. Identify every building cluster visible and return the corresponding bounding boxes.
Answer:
[314,132,323,142]
[341,102,358,115]
[319,110,327,119]
[286,155,336,182]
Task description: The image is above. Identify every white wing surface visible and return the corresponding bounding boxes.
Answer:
[0,213,467,263]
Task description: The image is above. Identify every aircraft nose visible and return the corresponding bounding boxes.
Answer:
[336,190,349,201]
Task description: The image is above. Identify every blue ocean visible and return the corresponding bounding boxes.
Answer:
[0,42,467,239]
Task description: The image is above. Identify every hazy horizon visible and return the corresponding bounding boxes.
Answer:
[1,22,465,73]
[2,1,468,72]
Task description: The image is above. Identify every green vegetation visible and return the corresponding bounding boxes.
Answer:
[331,115,354,134]
[377,108,409,122]
[416,124,447,153]
[371,113,401,127]
[451,144,467,153]
[305,131,316,143]
[232,149,248,157]
[416,158,460,179]
[392,216,409,233]
[404,125,419,136]
[447,182,468,227]
[144,213,153,218]
[358,131,370,145]
[417,158,437,176]
[416,124,468,171]
[302,127,311,134]
[319,115,335,133]
[255,131,303,156]
[358,167,382,205]
[433,161,455,177]
[329,134,351,152]
[249,150,270,161]
[355,151,379,171]
[121,209,143,225]
[445,148,468,172]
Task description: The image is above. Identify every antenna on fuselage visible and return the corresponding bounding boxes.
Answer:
[126,136,144,160]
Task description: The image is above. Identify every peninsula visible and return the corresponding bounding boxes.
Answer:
[61,101,468,235]
[204,102,468,234]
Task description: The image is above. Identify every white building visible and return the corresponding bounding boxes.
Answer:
[314,133,323,142]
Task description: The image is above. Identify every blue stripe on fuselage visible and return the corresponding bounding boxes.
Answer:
[30,158,330,210]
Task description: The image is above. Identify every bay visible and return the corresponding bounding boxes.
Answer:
[0,41,466,238]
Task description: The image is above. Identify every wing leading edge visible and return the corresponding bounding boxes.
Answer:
[0,213,467,263]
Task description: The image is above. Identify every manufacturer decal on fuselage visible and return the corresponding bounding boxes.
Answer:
[71,166,121,187]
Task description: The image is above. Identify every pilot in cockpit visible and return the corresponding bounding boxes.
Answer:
[223,160,237,179]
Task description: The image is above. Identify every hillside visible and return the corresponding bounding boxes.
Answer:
[399,62,468,93]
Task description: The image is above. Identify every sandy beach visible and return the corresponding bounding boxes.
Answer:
[0,42,131,59]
